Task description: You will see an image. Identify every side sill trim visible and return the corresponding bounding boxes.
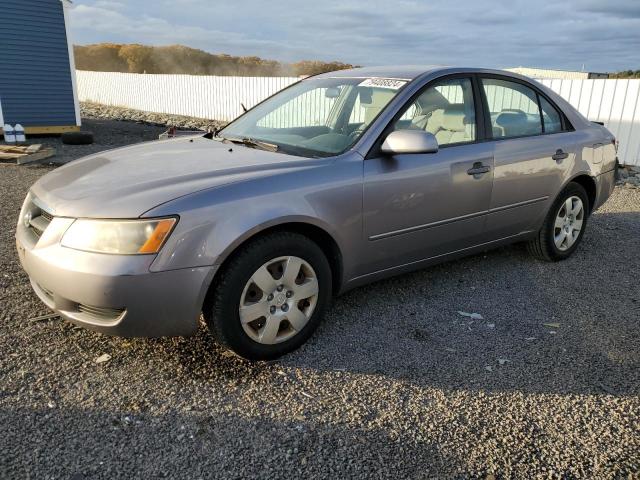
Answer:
[369,196,548,241]
[355,231,534,282]
[369,209,487,241]
[487,196,549,214]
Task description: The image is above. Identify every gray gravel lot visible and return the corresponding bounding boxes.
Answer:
[33,118,167,165]
[1,121,639,479]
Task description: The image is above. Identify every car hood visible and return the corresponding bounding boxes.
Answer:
[31,136,317,218]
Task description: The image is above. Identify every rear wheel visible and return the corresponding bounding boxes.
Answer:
[204,232,332,360]
[527,182,589,261]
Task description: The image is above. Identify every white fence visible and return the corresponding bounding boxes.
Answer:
[76,71,640,166]
[540,78,640,167]
[76,71,298,122]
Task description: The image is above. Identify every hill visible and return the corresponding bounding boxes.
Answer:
[73,44,354,77]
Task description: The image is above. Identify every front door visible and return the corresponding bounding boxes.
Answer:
[360,76,494,275]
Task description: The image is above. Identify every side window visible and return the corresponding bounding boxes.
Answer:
[539,96,563,134]
[481,78,542,138]
[393,77,476,146]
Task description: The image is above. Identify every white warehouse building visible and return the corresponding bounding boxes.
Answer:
[506,67,609,80]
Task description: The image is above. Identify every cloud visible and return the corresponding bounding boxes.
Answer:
[92,0,125,9]
[69,0,640,71]
[578,0,640,18]
[69,4,312,57]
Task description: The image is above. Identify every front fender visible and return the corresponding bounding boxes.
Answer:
[202,211,347,273]
[145,155,364,279]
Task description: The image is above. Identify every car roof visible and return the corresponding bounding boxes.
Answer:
[314,65,446,80]
[313,65,535,82]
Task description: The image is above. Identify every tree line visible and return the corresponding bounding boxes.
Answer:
[73,44,355,77]
[610,70,640,79]
[73,44,638,78]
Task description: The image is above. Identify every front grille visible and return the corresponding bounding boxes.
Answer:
[77,304,125,322]
[26,198,54,238]
[40,210,53,222]
[29,215,51,237]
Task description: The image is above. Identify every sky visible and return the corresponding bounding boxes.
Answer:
[69,0,640,72]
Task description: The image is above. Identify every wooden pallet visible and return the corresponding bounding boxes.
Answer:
[0,144,56,165]
[0,125,80,135]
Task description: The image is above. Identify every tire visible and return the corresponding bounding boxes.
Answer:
[527,182,589,262]
[61,131,94,145]
[204,232,332,360]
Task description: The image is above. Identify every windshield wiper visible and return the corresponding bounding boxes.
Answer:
[223,136,279,153]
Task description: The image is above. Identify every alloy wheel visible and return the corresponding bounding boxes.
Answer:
[553,195,584,251]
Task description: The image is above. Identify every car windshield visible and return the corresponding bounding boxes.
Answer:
[218,77,409,157]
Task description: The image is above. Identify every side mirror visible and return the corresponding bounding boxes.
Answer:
[380,130,439,155]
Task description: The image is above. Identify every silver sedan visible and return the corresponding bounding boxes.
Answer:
[16,66,618,359]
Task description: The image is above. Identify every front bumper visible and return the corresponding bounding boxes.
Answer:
[16,221,215,337]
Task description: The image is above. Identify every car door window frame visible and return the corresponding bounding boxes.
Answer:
[538,94,566,135]
[365,73,487,159]
[477,74,574,142]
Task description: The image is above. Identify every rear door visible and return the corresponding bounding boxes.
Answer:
[360,76,494,275]
[479,76,579,239]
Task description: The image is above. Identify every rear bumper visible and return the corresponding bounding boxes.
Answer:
[16,228,216,337]
[594,167,617,211]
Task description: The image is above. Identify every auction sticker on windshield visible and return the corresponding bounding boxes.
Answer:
[358,78,407,90]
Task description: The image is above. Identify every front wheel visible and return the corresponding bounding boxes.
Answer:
[204,232,332,360]
[527,182,589,261]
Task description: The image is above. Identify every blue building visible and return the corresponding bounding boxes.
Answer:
[0,0,80,135]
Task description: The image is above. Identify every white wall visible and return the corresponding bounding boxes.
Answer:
[76,71,298,122]
[76,71,640,166]
[506,67,592,80]
[540,78,640,167]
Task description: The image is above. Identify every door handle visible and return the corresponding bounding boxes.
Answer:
[467,162,491,176]
[552,149,569,161]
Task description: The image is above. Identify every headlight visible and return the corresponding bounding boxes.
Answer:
[61,218,177,255]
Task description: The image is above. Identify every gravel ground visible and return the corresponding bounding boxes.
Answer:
[29,118,167,165]
[80,102,225,133]
[1,121,639,479]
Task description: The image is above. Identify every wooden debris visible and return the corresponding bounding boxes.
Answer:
[28,312,60,323]
[0,144,55,165]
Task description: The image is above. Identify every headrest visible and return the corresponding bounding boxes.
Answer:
[495,110,527,128]
[415,88,449,115]
[363,90,396,123]
[440,105,467,132]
